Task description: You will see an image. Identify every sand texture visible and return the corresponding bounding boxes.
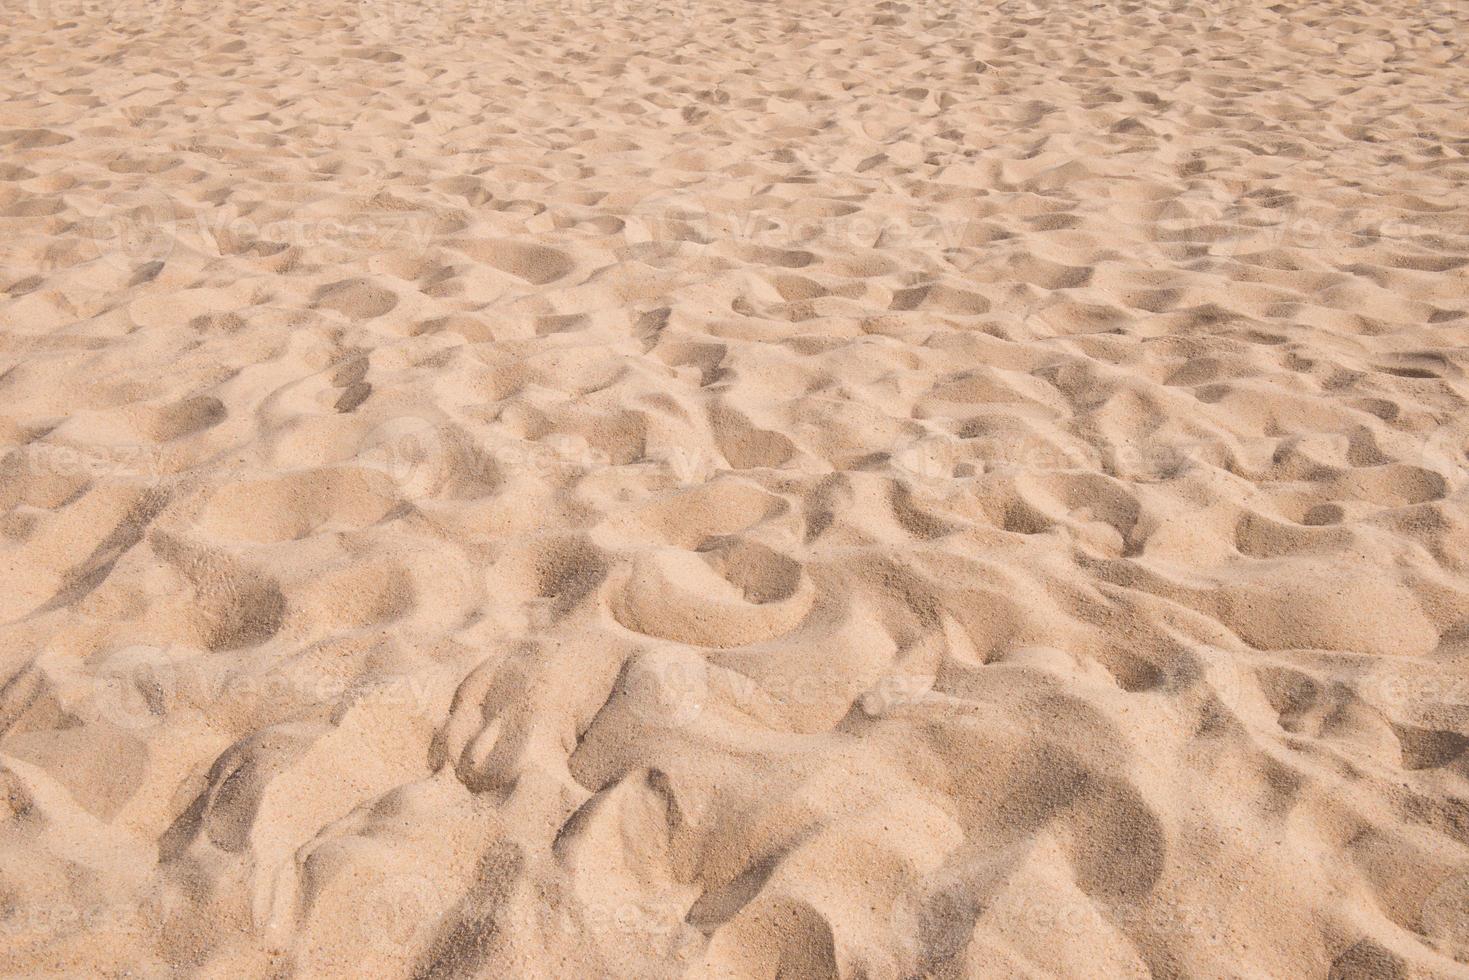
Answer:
[2,0,1469,976]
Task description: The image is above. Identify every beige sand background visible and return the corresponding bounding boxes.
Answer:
[2,0,1468,975]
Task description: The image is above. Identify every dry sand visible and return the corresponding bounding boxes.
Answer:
[2,0,1469,975]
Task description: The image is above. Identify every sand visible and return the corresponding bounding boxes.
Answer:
[1,0,1468,975]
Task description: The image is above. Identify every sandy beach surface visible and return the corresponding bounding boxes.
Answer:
[2,0,1468,975]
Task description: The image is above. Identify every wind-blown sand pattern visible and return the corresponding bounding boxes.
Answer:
[1,0,1468,975]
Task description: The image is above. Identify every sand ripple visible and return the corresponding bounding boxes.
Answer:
[2,0,1468,976]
